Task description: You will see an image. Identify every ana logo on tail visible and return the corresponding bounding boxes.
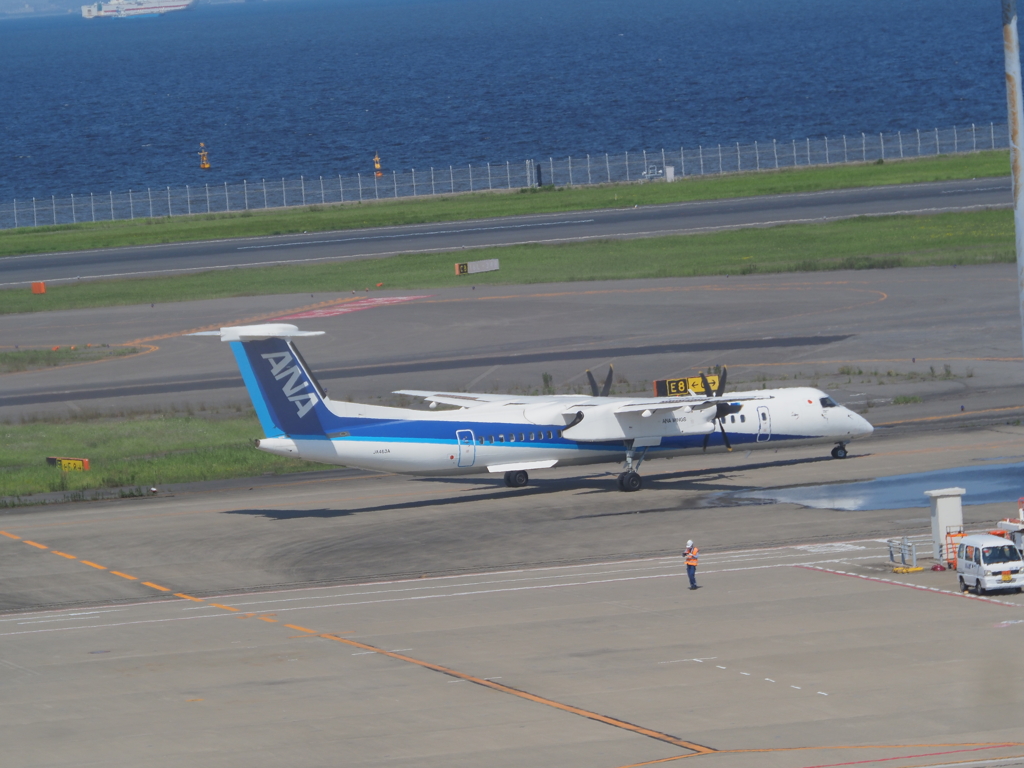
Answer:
[261,351,319,418]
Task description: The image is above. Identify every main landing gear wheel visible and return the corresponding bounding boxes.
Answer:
[831,445,848,459]
[617,472,642,492]
[503,470,529,488]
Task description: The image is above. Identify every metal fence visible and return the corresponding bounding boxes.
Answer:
[0,122,1008,231]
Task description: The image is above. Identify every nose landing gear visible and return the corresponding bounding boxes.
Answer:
[831,443,848,459]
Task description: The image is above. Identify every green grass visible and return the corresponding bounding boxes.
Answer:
[0,345,138,373]
[0,150,1009,258]
[3,209,1013,316]
[0,413,323,499]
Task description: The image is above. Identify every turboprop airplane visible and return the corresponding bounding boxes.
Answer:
[196,324,874,492]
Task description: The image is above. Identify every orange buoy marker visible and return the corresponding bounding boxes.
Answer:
[199,143,211,170]
[373,152,383,178]
[31,281,46,294]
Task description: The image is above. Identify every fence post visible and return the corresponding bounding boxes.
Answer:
[549,157,554,186]
[71,194,76,224]
[13,199,17,228]
[861,133,866,161]
[51,195,55,225]
[736,142,741,172]
[679,147,684,177]
[90,193,95,222]
[33,197,37,227]
[167,186,172,216]
[411,169,416,197]
[662,148,670,177]
[806,138,811,165]
[880,133,885,160]
[935,127,939,154]
[339,174,345,203]
[108,191,113,221]
[359,172,364,200]
[224,182,230,212]
[187,185,191,215]
[755,141,760,170]
[992,122,996,148]
[450,165,455,193]
[506,161,511,189]
[954,125,958,152]
[430,167,435,195]
[469,164,474,191]
[843,135,848,163]
[208,183,212,212]
[699,145,704,174]
[263,179,268,208]
[244,180,249,210]
[393,170,398,198]
[824,137,828,164]
[280,179,285,207]
[898,131,903,158]
[129,189,134,220]
[373,170,379,199]
[319,176,324,203]
[917,128,921,155]
[488,162,492,189]
[605,153,611,182]
[148,188,153,218]
[718,144,723,173]
[568,157,573,186]
[587,154,592,183]
[773,139,778,168]
[625,151,630,181]
[973,123,977,151]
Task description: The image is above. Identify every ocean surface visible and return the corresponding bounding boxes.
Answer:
[0,0,1012,199]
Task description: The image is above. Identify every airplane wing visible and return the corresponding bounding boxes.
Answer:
[394,389,537,408]
[611,393,773,414]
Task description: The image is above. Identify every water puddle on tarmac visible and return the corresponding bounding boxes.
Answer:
[720,461,1024,512]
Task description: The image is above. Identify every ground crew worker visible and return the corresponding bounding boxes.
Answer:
[684,540,699,590]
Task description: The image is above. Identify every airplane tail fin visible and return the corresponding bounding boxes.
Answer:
[193,324,334,438]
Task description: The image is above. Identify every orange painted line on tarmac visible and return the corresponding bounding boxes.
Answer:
[209,603,238,612]
[80,560,106,569]
[51,551,77,559]
[258,617,278,623]
[0,531,21,540]
[283,624,317,633]
[316,632,714,753]
[110,571,137,580]
[22,540,48,550]
[142,582,170,592]
[174,593,204,603]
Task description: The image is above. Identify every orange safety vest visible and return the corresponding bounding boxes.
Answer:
[685,546,699,567]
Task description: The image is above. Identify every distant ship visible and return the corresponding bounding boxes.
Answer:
[81,0,195,18]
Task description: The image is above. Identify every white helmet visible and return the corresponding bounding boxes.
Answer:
[686,540,693,547]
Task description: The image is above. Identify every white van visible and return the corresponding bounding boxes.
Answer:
[957,534,1024,595]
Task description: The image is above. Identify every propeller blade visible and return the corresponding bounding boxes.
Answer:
[699,372,713,397]
[586,369,599,397]
[702,433,710,453]
[715,367,727,397]
[718,418,732,451]
[601,365,614,397]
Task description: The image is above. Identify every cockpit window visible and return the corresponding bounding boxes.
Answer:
[820,397,838,408]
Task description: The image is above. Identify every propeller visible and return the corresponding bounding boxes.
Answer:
[700,367,735,453]
[586,365,614,397]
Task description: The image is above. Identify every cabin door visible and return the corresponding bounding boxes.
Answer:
[456,430,476,467]
[756,406,772,442]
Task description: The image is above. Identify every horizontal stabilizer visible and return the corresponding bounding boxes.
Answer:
[190,324,325,342]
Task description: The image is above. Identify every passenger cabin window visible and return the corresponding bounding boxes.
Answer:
[547,431,554,439]
[487,436,493,444]
[519,433,525,442]
[530,432,535,441]
[509,434,515,442]
[498,435,505,443]
[739,414,745,423]
[730,415,735,423]
[820,397,838,408]
[761,412,768,421]
[477,437,484,445]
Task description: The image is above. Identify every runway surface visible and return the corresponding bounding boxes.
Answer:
[3,256,1024,766]
[0,176,1011,287]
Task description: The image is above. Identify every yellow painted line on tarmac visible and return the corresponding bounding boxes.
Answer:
[258,616,278,623]
[173,593,204,603]
[208,603,239,612]
[80,560,106,569]
[0,531,21,540]
[142,581,170,592]
[110,571,137,580]
[22,540,48,550]
[51,551,77,559]
[283,624,317,633]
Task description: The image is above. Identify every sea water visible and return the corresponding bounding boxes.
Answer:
[0,0,1009,199]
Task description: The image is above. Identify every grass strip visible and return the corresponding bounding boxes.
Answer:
[0,151,1009,258]
[0,413,323,499]
[4,209,1013,316]
[0,345,137,373]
